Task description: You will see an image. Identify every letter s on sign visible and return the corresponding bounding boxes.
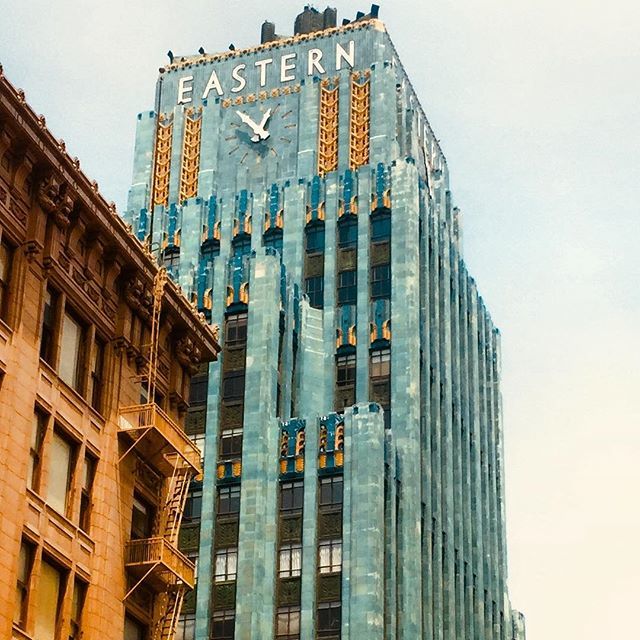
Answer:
[231,64,247,94]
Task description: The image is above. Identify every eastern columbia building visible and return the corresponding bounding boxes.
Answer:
[118,4,525,640]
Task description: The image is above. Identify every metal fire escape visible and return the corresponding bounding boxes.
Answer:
[118,268,202,640]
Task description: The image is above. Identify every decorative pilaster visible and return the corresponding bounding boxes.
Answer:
[318,79,339,176]
[151,115,173,208]
[349,72,371,170]
[179,109,203,203]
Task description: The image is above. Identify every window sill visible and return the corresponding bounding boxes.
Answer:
[11,623,33,640]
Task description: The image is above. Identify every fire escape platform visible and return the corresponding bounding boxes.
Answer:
[125,537,196,590]
[118,403,202,477]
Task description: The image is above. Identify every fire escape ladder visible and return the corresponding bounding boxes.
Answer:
[152,587,186,640]
[161,466,191,545]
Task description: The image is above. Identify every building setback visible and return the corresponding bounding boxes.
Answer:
[125,6,526,640]
[0,69,220,639]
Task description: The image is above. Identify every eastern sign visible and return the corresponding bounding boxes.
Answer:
[176,40,356,104]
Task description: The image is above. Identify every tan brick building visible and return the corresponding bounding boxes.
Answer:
[0,66,220,640]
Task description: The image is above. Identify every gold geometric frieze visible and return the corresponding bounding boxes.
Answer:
[179,109,203,203]
[151,115,173,208]
[349,71,371,170]
[318,78,339,176]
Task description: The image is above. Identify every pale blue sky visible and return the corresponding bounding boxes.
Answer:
[1,1,639,637]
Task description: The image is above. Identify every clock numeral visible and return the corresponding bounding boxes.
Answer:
[284,124,298,129]
[280,137,292,144]
[281,110,293,119]
[229,145,240,156]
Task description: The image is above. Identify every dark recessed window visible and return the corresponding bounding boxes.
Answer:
[337,270,357,306]
[337,215,358,249]
[79,454,96,532]
[222,371,245,401]
[336,354,356,387]
[69,579,87,640]
[190,372,209,405]
[89,337,105,412]
[232,234,252,257]
[263,228,283,254]
[317,602,341,637]
[184,486,203,522]
[14,540,34,629]
[162,249,180,276]
[131,494,155,540]
[280,481,304,512]
[40,288,58,365]
[220,428,243,459]
[218,485,241,515]
[175,613,195,640]
[201,240,220,266]
[371,211,391,242]
[211,610,235,640]
[370,264,391,299]
[319,476,343,507]
[225,313,248,347]
[0,238,14,322]
[305,222,325,254]
[305,276,324,309]
[59,310,86,393]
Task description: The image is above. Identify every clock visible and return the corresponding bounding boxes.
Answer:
[224,101,297,166]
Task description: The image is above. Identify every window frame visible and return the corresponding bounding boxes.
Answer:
[280,481,304,513]
[305,221,325,255]
[370,263,391,299]
[319,476,343,508]
[225,313,248,348]
[336,270,357,306]
[211,610,235,640]
[14,539,34,629]
[276,605,301,639]
[217,485,241,516]
[46,427,78,518]
[214,547,238,583]
[336,354,356,388]
[0,237,15,323]
[370,210,391,242]
[59,308,87,393]
[304,276,324,309]
[278,542,302,578]
[317,601,342,637]
[337,214,358,249]
[370,348,391,380]
[318,539,342,575]
[79,453,96,532]
[219,428,243,459]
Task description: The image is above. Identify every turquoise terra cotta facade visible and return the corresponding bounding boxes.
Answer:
[125,9,525,640]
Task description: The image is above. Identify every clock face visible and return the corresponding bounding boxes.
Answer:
[224,101,298,166]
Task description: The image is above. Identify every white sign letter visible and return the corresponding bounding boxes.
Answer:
[202,69,224,99]
[336,41,355,70]
[280,53,297,82]
[255,58,274,87]
[231,64,247,93]
[308,48,325,75]
[177,76,194,104]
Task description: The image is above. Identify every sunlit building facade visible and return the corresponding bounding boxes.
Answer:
[125,6,525,639]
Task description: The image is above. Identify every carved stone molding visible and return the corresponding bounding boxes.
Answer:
[37,173,75,230]
[175,335,202,374]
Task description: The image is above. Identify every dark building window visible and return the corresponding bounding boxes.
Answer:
[337,215,357,249]
[214,547,238,582]
[202,240,220,265]
[305,276,324,309]
[280,481,304,512]
[124,616,148,640]
[337,270,357,305]
[276,606,300,639]
[218,485,241,515]
[336,354,356,387]
[175,613,195,640]
[225,313,248,347]
[370,349,391,379]
[370,264,391,299]
[220,428,243,459]
[184,486,203,522]
[232,234,252,257]
[264,228,283,254]
[317,602,341,637]
[222,371,245,401]
[162,248,180,276]
[131,494,155,540]
[89,337,105,412]
[371,211,391,242]
[28,410,47,493]
[79,454,96,532]
[319,476,343,507]
[211,610,235,639]
[0,238,14,322]
[69,579,87,640]
[190,371,209,405]
[14,540,33,629]
[305,222,325,254]
[40,288,58,365]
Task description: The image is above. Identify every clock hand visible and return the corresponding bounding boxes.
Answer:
[236,110,261,135]
[258,108,272,130]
